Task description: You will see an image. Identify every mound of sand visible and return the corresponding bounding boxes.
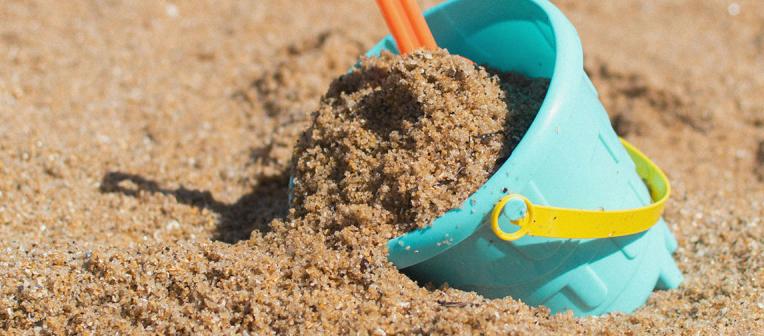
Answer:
[291,49,547,232]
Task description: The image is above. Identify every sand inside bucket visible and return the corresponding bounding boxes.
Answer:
[290,49,548,233]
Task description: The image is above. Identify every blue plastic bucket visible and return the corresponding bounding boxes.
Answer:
[364,0,683,316]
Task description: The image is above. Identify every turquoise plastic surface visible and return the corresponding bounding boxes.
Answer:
[366,0,683,316]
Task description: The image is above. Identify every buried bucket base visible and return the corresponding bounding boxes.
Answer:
[402,220,682,316]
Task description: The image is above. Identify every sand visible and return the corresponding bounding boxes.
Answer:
[0,0,763,334]
[291,49,547,232]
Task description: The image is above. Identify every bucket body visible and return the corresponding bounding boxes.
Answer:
[367,0,683,316]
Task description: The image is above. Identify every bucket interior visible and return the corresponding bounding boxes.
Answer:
[377,0,557,78]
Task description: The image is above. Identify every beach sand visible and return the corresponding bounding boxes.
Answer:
[0,0,762,334]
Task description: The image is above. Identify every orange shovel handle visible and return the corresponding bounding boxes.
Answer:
[375,0,437,54]
[375,0,417,54]
[400,0,437,50]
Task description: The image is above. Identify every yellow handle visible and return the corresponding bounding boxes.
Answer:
[491,138,670,241]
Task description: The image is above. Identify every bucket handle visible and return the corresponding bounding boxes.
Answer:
[490,138,671,241]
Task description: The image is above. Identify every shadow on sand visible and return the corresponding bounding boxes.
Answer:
[99,170,289,243]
